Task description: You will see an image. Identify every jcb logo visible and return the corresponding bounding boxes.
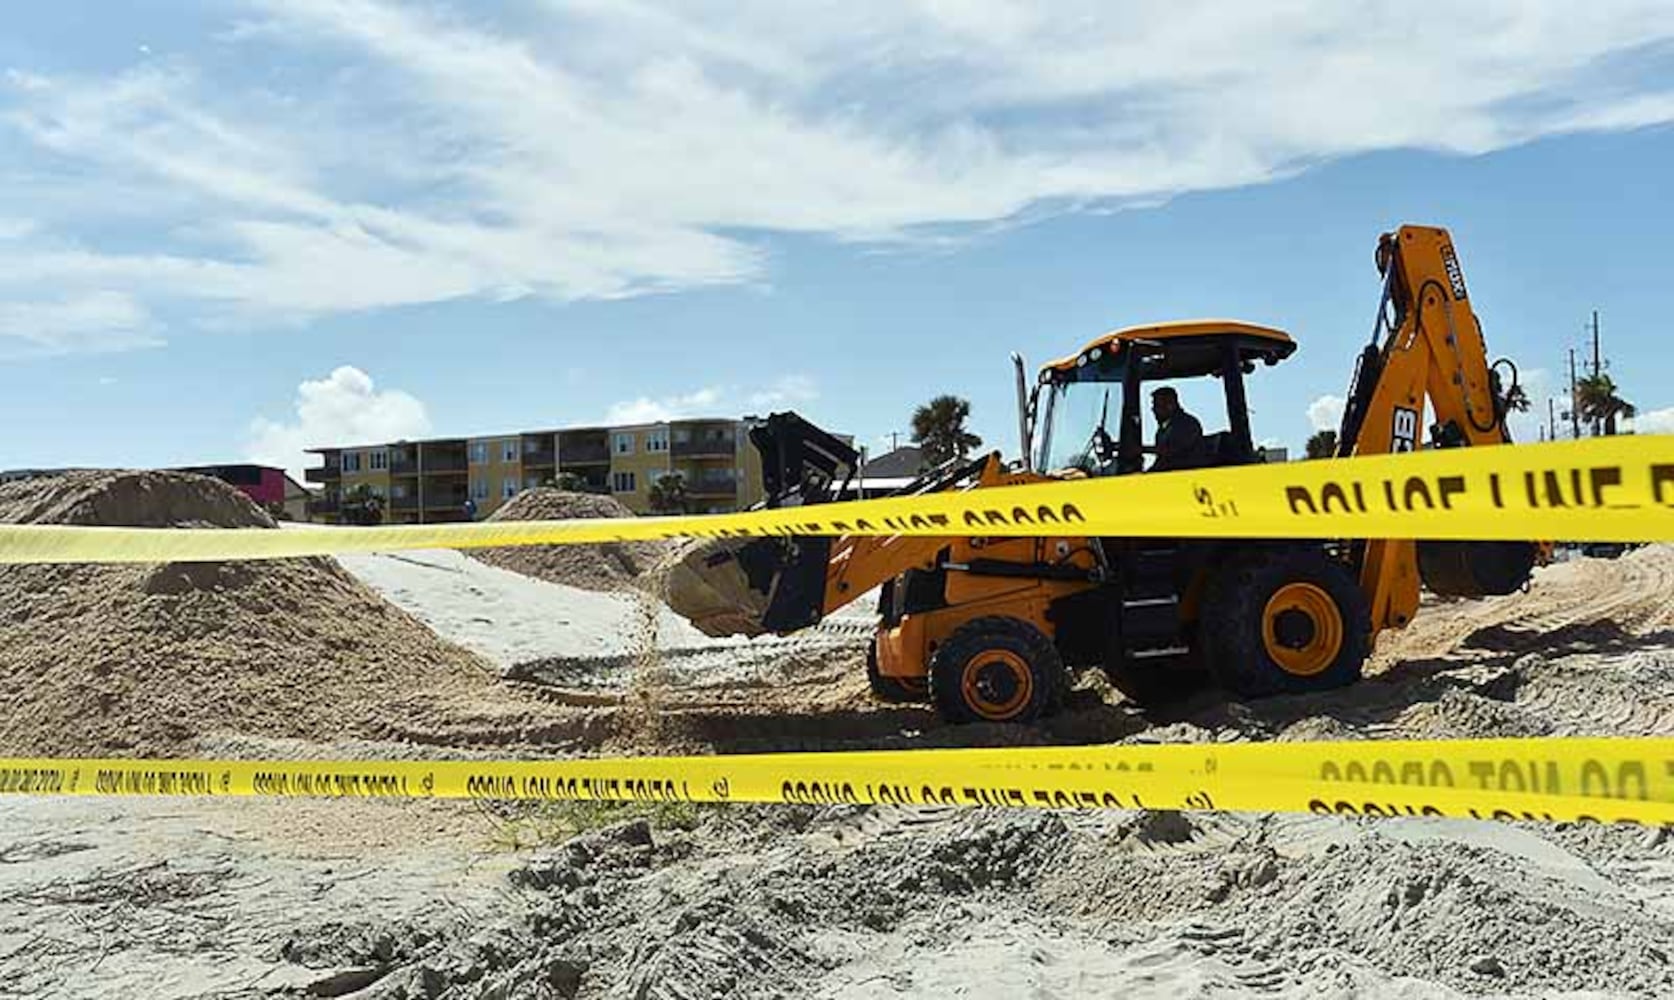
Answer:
[1440,244,1468,301]
[1392,407,1419,453]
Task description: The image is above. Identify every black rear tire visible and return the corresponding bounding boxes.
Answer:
[1201,547,1371,698]
[929,616,1064,724]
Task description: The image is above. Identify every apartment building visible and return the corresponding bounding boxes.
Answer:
[305,417,799,523]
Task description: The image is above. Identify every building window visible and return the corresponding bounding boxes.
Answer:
[613,432,635,455]
[501,440,518,463]
[342,451,362,472]
[672,427,690,445]
[368,449,388,471]
[391,483,408,498]
[469,442,489,465]
[646,429,669,453]
[612,471,636,493]
[471,479,489,500]
[502,478,519,499]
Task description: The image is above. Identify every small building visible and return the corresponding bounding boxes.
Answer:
[170,464,316,521]
[861,445,927,478]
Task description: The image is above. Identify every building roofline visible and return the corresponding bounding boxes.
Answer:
[305,416,749,454]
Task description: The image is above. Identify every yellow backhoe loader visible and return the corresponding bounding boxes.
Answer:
[666,225,1537,723]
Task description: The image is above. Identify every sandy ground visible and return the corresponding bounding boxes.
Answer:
[5,545,1674,997]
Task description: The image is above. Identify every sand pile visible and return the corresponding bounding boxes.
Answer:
[0,471,491,756]
[470,489,674,593]
[267,797,1674,998]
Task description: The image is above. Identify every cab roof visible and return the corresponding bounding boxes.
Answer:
[1042,319,1295,375]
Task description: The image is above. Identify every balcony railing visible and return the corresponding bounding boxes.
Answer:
[421,455,468,473]
[307,496,340,515]
[672,438,736,458]
[685,472,738,493]
[522,450,556,466]
[390,457,418,474]
[559,444,610,464]
[390,494,420,510]
[305,466,340,483]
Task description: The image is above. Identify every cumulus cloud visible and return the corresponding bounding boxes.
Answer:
[607,374,820,424]
[1628,406,1674,435]
[1306,394,1345,433]
[1506,366,1553,441]
[246,365,429,478]
[747,375,819,410]
[606,387,724,425]
[2,2,1674,352]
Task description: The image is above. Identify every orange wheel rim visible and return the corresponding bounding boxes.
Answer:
[960,648,1033,720]
[1261,582,1343,677]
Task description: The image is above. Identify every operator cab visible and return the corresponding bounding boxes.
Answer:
[1029,320,1295,476]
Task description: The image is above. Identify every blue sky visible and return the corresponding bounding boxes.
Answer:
[2,1,1672,477]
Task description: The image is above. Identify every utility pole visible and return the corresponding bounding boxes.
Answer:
[1589,310,1603,437]
[1568,347,1582,439]
[1590,310,1602,377]
[1547,396,1556,441]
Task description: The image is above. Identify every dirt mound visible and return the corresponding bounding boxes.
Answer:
[469,489,674,593]
[0,471,491,756]
[0,469,275,528]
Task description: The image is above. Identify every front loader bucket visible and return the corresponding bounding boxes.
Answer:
[660,410,857,638]
[662,537,774,638]
[661,534,833,638]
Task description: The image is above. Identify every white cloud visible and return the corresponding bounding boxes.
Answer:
[607,374,820,423]
[2,2,1673,352]
[606,387,723,425]
[1627,406,1674,435]
[746,374,819,410]
[1506,366,1553,441]
[246,365,430,478]
[1306,394,1345,433]
[0,291,160,358]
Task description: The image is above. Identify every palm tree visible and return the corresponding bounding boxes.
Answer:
[1574,373,1636,436]
[911,395,983,466]
[1305,429,1339,460]
[648,472,689,514]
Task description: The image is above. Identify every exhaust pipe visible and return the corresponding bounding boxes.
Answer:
[1013,352,1033,472]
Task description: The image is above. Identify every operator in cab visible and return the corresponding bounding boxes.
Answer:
[1148,386,1203,472]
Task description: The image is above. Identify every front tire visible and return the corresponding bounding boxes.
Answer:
[929,616,1064,724]
[1202,548,1371,698]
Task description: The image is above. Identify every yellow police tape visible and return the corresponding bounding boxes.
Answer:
[1,436,1672,565]
[5,737,1674,825]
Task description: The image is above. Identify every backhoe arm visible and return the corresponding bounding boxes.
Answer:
[1335,225,1532,632]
